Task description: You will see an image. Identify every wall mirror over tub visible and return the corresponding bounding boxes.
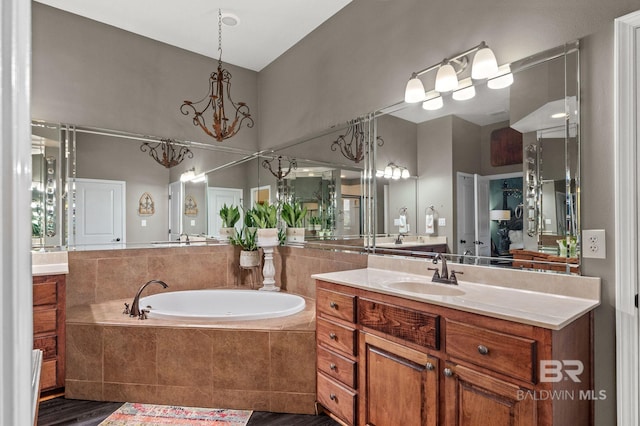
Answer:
[30,41,580,275]
[368,41,580,274]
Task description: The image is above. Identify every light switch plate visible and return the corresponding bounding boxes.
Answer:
[582,229,606,259]
[438,217,446,227]
[141,219,147,227]
[191,219,196,226]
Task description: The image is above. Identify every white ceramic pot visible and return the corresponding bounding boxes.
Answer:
[286,227,305,243]
[239,250,260,268]
[257,228,278,247]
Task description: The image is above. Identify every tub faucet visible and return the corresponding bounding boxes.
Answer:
[128,280,168,318]
[179,233,190,245]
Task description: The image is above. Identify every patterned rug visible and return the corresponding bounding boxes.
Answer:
[99,402,253,426]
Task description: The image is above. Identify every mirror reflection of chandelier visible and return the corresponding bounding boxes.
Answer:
[262,155,297,181]
[331,119,384,164]
[140,138,193,168]
[180,9,254,142]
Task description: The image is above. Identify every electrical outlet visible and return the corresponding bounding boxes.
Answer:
[582,229,606,259]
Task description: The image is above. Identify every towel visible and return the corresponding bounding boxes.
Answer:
[398,214,408,233]
[425,213,435,234]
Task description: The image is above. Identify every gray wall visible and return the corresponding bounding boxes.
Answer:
[30,0,637,422]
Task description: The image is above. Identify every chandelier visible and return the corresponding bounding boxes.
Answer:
[140,138,193,168]
[331,119,384,164]
[262,155,297,181]
[180,9,254,142]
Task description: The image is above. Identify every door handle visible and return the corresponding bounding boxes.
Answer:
[459,239,466,244]
[473,240,484,245]
[112,237,121,242]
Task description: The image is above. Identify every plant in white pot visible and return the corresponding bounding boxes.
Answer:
[219,204,240,241]
[247,202,279,291]
[281,201,307,243]
[229,227,260,268]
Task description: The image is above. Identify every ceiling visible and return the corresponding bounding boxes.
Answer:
[34,0,352,71]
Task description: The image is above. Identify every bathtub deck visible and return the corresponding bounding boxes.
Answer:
[65,293,318,414]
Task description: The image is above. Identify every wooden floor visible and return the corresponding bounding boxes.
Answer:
[37,397,340,426]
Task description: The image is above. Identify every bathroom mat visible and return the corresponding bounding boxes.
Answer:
[99,402,252,425]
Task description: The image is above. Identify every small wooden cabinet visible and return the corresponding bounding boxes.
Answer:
[315,280,593,426]
[33,274,66,396]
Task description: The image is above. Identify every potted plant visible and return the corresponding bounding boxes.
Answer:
[248,202,279,247]
[281,200,307,243]
[230,227,260,267]
[219,203,240,241]
[310,216,322,231]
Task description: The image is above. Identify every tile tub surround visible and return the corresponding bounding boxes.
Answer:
[66,297,317,414]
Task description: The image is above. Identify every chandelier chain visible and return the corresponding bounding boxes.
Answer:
[217,9,223,64]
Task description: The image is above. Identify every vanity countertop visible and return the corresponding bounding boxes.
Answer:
[312,265,600,330]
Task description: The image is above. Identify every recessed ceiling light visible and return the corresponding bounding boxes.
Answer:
[221,13,239,27]
[551,112,566,119]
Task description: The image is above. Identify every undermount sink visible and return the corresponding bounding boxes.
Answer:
[383,281,466,297]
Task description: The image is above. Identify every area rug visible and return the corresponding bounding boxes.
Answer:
[99,402,253,426]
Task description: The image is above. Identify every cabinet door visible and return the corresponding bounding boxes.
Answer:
[360,333,438,426]
[443,362,536,426]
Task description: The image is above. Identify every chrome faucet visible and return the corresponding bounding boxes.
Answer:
[428,253,463,285]
[178,233,190,245]
[127,280,168,318]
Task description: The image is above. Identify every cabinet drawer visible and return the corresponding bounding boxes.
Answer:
[33,281,57,306]
[317,288,356,323]
[33,309,57,335]
[317,346,357,388]
[317,372,356,426]
[358,298,440,350]
[317,318,357,356]
[446,319,536,383]
[40,359,57,391]
[34,336,57,359]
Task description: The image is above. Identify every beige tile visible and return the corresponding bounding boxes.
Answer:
[269,331,316,393]
[154,385,213,408]
[147,254,190,289]
[103,382,158,404]
[269,391,317,414]
[211,389,271,411]
[103,326,157,384]
[65,380,103,401]
[66,324,103,381]
[156,328,213,387]
[187,253,228,289]
[66,258,98,307]
[95,256,150,302]
[211,330,270,391]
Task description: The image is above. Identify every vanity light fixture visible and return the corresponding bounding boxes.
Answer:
[379,163,410,180]
[487,64,514,89]
[452,78,476,101]
[180,9,254,142]
[403,41,500,103]
[262,155,297,181]
[331,119,384,164]
[140,138,193,168]
[422,90,444,110]
[180,167,196,182]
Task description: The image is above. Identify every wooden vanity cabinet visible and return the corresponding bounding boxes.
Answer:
[315,280,593,426]
[33,274,66,396]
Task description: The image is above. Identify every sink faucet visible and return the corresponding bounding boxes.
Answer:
[128,280,168,318]
[179,233,190,245]
[428,253,463,285]
[395,233,405,244]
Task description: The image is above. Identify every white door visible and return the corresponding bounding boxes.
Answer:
[71,178,125,246]
[456,172,476,255]
[168,181,183,241]
[208,187,243,237]
[475,174,491,257]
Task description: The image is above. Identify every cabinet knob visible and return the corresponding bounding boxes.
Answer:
[329,332,337,340]
[425,362,435,371]
[330,363,337,371]
[443,368,454,377]
[329,393,337,401]
[329,301,338,309]
[477,345,489,355]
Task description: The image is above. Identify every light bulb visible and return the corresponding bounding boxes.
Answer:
[375,170,384,177]
[452,78,476,101]
[404,76,426,103]
[435,62,458,92]
[383,165,392,179]
[487,64,513,89]
[401,168,410,179]
[472,45,498,79]
[392,167,401,180]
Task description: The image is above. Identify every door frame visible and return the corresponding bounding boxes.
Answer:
[614,9,640,425]
[207,187,243,237]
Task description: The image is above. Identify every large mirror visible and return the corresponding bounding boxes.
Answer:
[370,41,580,273]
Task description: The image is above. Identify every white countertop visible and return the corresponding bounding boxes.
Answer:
[32,250,68,276]
[312,267,600,330]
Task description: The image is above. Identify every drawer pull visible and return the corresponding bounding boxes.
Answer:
[443,368,454,377]
[425,362,435,371]
[329,393,337,401]
[477,345,489,355]
[329,301,338,309]
[329,332,337,340]
[330,363,337,371]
